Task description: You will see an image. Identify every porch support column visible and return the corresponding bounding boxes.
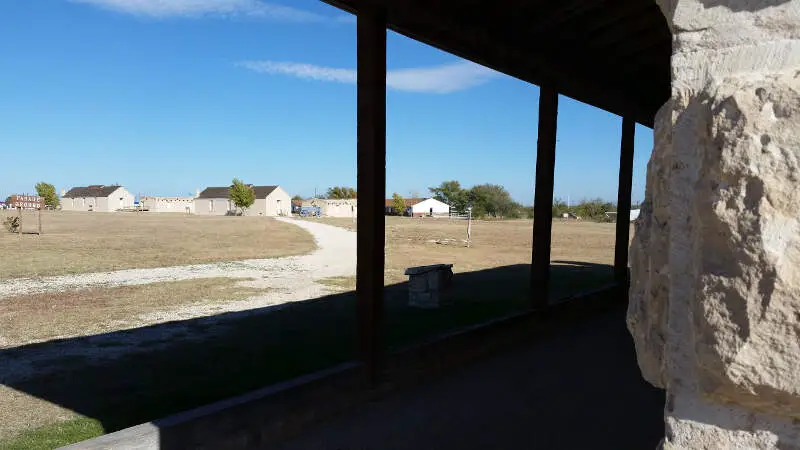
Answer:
[356,6,387,384]
[614,117,635,287]
[628,0,800,447]
[531,85,558,309]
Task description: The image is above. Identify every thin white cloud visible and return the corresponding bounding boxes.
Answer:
[237,60,499,93]
[237,61,356,83]
[388,62,498,94]
[69,0,349,22]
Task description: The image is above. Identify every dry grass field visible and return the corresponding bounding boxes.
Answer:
[0,214,630,447]
[304,216,624,291]
[0,211,316,279]
[0,278,268,348]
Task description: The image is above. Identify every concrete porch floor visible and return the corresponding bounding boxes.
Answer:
[272,305,665,450]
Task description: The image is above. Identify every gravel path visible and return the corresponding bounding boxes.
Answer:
[0,218,355,299]
[0,218,356,382]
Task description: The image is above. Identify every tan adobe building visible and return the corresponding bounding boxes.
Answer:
[61,185,135,212]
[194,185,291,217]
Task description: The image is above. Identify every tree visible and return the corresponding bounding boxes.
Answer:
[326,186,357,199]
[35,182,59,209]
[429,180,468,213]
[228,178,255,214]
[522,206,535,219]
[390,193,406,216]
[292,195,303,201]
[468,184,520,218]
[573,198,614,221]
[552,198,569,218]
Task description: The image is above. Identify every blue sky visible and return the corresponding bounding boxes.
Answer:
[0,0,653,205]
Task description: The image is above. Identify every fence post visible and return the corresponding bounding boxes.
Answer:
[466,209,472,247]
[17,207,22,236]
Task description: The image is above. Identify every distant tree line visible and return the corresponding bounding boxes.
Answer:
[428,180,523,219]
[326,186,357,199]
[552,198,617,222]
[427,180,623,222]
[304,181,624,222]
[289,187,357,201]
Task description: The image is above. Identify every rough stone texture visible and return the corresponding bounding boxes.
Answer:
[405,264,454,309]
[629,0,800,448]
[628,99,673,389]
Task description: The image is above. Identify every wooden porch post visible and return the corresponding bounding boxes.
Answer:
[614,117,636,286]
[356,6,387,383]
[531,85,558,309]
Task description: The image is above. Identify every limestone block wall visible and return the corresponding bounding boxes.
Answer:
[628,0,800,448]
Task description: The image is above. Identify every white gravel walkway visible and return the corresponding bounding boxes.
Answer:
[0,218,356,381]
[0,218,355,299]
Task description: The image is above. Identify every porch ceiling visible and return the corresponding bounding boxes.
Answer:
[322,0,671,127]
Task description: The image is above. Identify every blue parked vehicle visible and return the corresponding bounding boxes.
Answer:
[299,206,321,217]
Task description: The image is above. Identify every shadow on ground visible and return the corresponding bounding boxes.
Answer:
[0,262,658,448]
[274,303,665,450]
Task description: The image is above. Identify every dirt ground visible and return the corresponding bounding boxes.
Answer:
[303,216,624,285]
[0,215,629,446]
[0,278,268,348]
[0,211,316,279]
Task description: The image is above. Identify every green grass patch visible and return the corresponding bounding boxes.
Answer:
[1,417,103,450]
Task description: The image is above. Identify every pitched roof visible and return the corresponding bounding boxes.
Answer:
[197,185,278,199]
[63,185,123,198]
[320,0,669,127]
[385,198,425,208]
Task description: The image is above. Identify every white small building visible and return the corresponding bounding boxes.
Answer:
[61,185,135,212]
[194,185,291,216]
[140,196,195,214]
[604,209,642,222]
[408,198,450,217]
[302,198,358,218]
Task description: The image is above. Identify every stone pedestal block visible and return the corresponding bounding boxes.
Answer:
[405,264,454,309]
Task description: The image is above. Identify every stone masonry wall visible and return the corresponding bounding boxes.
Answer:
[628,0,800,448]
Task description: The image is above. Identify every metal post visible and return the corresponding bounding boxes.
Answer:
[466,208,472,248]
[38,207,42,235]
[614,117,636,287]
[531,85,558,309]
[356,6,386,384]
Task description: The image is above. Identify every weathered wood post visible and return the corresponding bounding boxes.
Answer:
[531,84,558,309]
[614,117,635,286]
[38,207,42,235]
[356,5,387,384]
[17,207,22,236]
